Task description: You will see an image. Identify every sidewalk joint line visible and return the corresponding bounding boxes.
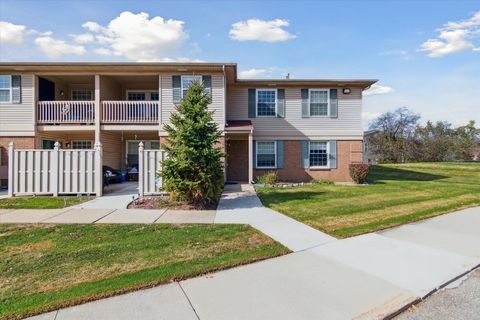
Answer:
[153,208,168,223]
[178,282,201,320]
[39,207,75,223]
[91,209,118,224]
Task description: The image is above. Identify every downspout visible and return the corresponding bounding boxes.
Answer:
[222,64,227,182]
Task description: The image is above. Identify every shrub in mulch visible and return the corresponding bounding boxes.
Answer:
[349,163,371,184]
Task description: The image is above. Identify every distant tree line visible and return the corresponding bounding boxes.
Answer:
[366,107,480,163]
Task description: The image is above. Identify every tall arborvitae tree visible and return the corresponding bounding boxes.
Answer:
[159,80,224,207]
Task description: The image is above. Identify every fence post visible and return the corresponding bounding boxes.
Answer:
[52,141,61,197]
[138,142,144,197]
[94,142,103,197]
[7,142,14,197]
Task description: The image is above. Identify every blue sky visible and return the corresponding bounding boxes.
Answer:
[1,0,479,128]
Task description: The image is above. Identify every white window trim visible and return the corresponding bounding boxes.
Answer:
[308,89,330,117]
[256,140,277,169]
[70,89,94,101]
[0,75,13,104]
[256,88,277,117]
[71,140,94,149]
[308,141,330,169]
[126,90,159,101]
[181,75,202,98]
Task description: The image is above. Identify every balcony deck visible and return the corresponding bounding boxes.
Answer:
[37,101,160,125]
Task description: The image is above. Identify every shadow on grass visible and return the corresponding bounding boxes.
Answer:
[258,191,326,206]
[368,165,448,184]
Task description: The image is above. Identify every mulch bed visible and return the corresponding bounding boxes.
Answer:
[128,196,217,210]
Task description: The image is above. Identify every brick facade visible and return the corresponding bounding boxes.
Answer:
[0,137,36,187]
[253,140,363,182]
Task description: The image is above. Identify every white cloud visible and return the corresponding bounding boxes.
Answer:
[238,67,287,79]
[419,10,480,57]
[229,19,296,42]
[239,68,269,78]
[71,33,95,44]
[0,21,27,44]
[82,11,187,61]
[363,84,395,96]
[93,47,114,56]
[35,36,86,58]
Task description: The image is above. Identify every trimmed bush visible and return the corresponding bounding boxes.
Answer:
[349,164,370,184]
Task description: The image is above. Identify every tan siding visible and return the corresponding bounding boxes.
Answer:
[160,73,225,131]
[100,76,122,100]
[0,74,35,135]
[101,131,123,168]
[226,86,363,139]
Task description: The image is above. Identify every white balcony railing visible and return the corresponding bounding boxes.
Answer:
[102,101,159,124]
[37,101,95,124]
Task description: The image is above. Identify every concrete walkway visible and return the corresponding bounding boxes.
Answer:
[73,182,139,209]
[216,184,336,251]
[16,184,480,320]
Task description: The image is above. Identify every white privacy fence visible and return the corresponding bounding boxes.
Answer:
[8,142,102,197]
[138,142,165,196]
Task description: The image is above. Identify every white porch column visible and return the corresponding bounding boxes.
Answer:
[138,142,144,197]
[7,142,14,197]
[94,142,103,197]
[52,141,61,197]
[94,75,101,143]
[248,132,253,183]
[158,74,162,129]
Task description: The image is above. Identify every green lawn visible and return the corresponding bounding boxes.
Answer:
[0,196,93,209]
[0,224,288,320]
[257,162,480,238]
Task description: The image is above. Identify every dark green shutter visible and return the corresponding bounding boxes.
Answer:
[301,89,309,118]
[277,89,285,118]
[12,75,21,104]
[301,140,309,168]
[329,89,338,118]
[329,140,337,169]
[248,89,256,118]
[276,140,284,168]
[172,76,181,103]
[252,140,257,169]
[202,75,212,96]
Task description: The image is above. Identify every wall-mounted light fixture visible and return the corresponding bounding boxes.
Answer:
[65,141,71,148]
[342,88,351,94]
[60,90,65,96]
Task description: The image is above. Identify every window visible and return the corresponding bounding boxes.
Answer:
[42,140,56,150]
[0,75,12,103]
[127,91,159,101]
[256,89,276,117]
[127,92,146,101]
[256,141,276,168]
[71,140,93,149]
[181,75,202,98]
[309,89,329,116]
[71,90,93,101]
[309,141,328,167]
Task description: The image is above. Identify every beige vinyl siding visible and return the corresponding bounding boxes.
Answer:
[0,74,35,136]
[101,131,123,168]
[227,86,363,139]
[36,131,95,148]
[160,73,225,131]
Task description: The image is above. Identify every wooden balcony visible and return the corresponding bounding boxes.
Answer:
[37,101,95,124]
[102,101,159,124]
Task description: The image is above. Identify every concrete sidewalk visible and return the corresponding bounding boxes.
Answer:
[22,183,480,320]
[27,206,480,320]
[215,184,336,251]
